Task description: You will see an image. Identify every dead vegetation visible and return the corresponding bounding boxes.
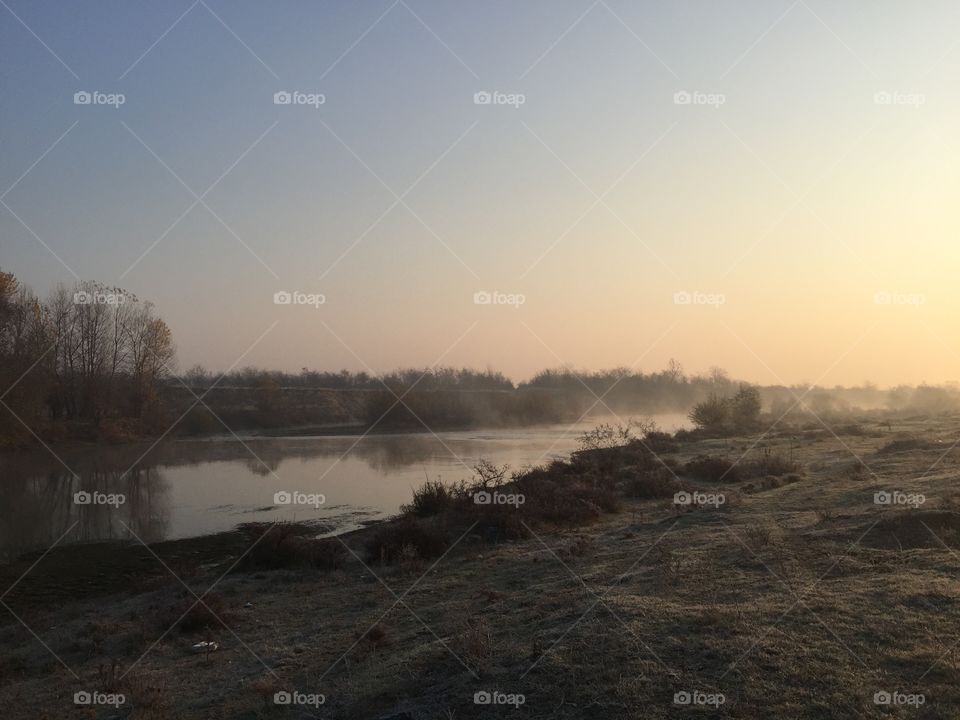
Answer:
[876,435,939,455]
[683,449,801,483]
[233,522,347,571]
[868,510,960,550]
[7,419,960,719]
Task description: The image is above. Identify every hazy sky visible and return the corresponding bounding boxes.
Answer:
[3,1,959,386]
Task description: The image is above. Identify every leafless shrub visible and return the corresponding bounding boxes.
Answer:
[366,517,450,565]
[742,524,774,550]
[235,523,347,571]
[459,616,493,671]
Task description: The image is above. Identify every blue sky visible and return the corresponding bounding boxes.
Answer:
[3,1,959,384]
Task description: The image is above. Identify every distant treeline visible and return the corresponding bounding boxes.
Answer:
[762,383,960,419]
[180,365,515,391]
[124,364,960,439]
[5,268,960,447]
[172,362,738,435]
[178,362,737,406]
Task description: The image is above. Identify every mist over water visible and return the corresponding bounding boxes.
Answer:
[0,413,689,558]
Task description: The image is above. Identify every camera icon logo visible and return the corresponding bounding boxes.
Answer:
[74,691,92,705]
[274,491,292,505]
[274,91,292,105]
[874,491,892,506]
[673,491,692,506]
[473,291,492,305]
[474,691,492,704]
[673,91,692,105]
[274,691,292,705]
[74,490,92,505]
[673,691,692,705]
[473,91,492,105]
[74,91,92,105]
[673,291,692,305]
[873,91,892,105]
[873,691,891,705]
[273,291,292,305]
[473,490,492,505]
[73,290,92,304]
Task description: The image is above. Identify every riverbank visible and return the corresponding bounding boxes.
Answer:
[2,415,960,718]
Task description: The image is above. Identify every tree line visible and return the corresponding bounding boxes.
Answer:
[0,268,175,445]
[180,365,514,391]
[6,265,957,446]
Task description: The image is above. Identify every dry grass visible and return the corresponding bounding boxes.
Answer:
[235,522,348,571]
[6,417,960,718]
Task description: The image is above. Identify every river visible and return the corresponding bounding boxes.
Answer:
[0,413,689,560]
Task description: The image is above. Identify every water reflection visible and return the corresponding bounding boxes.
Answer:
[0,414,690,561]
[0,461,170,562]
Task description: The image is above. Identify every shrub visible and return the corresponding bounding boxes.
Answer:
[402,479,460,517]
[512,467,618,521]
[688,394,729,434]
[815,508,834,523]
[729,385,762,431]
[468,503,529,541]
[673,427,705,443]
[689,385,762,435]
[235,523,347,571]
[458,616,494,671]
[742,524,774,549]
[877,436,934,455]
[740,450,800,478]
[620,467,679,499]
[871,511,960,549]
[97,418,140,443]
[366,517,450,564]
[178,406,219,436]
[641,430,679,453]
[684,455,741,483]
[577,422,637,451]
[684,451,799,484]
[832,423,868,436]
[472,459,509,487]
[385,440,660,562]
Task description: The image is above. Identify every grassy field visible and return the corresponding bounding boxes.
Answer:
[2,415,960,718]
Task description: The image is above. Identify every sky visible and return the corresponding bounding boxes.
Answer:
[2,0,959,386]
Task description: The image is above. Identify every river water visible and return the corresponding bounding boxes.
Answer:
[0,413,689,560]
